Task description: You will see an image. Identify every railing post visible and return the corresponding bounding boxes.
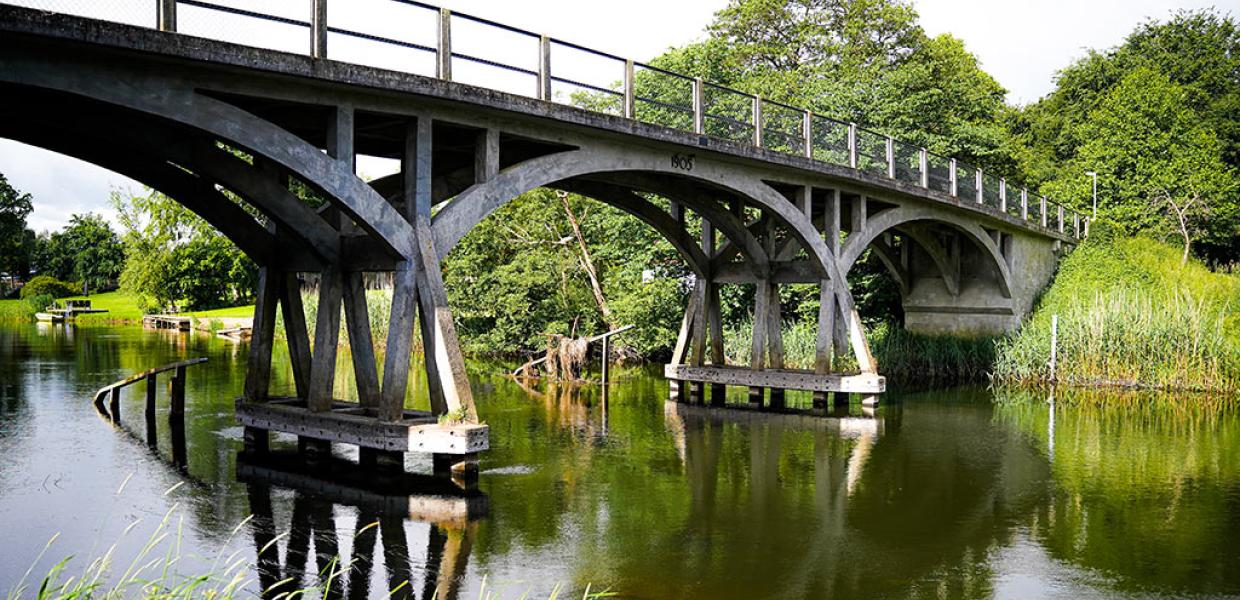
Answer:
[752,96,763,147]
[623,59,635,119]
[802,110,814,159]
[976,169,984,204]
[1041,196,1048,227]
[537,35,551,101]
[999,178,1007,213]
[919,148,929,188]
[110,387,121,422]
[311,0,327,59]
[693,78,705,135]
[847,123,857,169]
[157,0,176,32]
[1021,189,1029,220]
[1058,204,1065,232]
[885,136,895,179]
[436,8,452,80]
[949,158,957,196]
[170,365,187,422]
[1074,214,1080,238]
[145,374,157,421]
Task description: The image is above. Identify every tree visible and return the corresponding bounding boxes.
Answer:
[29,213,125,292]
[113,188,256,311]
[1009,9,1240,263]
[0,173,33,285]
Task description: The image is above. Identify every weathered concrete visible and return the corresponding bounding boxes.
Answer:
[0,5,1077,457]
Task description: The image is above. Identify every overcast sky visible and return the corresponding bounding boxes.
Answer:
[2,0,1237,232]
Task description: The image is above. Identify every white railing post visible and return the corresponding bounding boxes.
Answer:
[623,59,635,119]
[157,0,176,32]
[999,178,1007,213]
[847,123,857,169]
[1074,214,1080,238]
[802,110,813,159]
[949,159,957,196]
[919,149,929,188]
[1041,196,1048,227]
[976,169,984,204]
[753,96,763,147]
[1058,205,1065,232]
[436,8,452,80]
[1021,189,1029,220]
[311,0,327,58]
[693,78,705,135]
[537,35,551,101]
[885,136,895,179]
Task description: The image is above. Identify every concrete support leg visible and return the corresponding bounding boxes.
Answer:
[308,266,344,412]
[244,266,279,403]
[278,272,312,399]
[710,383,726,407]
[769,388,786,410]
[379,263,417,422]
[342,271,381,409]
[298,437,331,461]
[243,426,269,455]
[359,447,404,471]
[433,452,479,479]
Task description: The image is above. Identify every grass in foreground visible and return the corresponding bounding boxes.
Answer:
[993,223,1240,392]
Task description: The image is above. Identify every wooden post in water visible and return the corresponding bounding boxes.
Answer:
[600,334,610,386]
[109,387,121,423]
[145,374,157,446]
[169,365,186,423]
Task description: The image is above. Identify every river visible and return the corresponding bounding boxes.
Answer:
[0,321,1237,599]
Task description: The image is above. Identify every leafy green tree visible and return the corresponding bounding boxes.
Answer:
[0,173,33,284]
[1040,68,1236,263]
[31,213,124,292]
[1009,9,1240,262]
[113,188,256,311]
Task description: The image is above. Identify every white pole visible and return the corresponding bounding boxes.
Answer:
[1049,314,1058,383]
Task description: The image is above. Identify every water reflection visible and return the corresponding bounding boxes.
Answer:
[3,322,1240,599]
[238,453,486,599]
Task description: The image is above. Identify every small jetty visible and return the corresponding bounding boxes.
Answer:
[143,314,192,331]
[36,299,108,323]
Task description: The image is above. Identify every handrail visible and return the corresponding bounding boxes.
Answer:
[93,357,208,419]
[13,0,1089,239]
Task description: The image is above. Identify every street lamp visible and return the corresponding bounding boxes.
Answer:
[1085,171,1098,218]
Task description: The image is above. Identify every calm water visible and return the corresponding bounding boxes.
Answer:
[1,321,1239,599]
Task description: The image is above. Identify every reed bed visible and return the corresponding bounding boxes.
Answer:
[993,229,1240,392]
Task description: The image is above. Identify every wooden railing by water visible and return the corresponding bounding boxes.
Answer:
[92,357,208,423]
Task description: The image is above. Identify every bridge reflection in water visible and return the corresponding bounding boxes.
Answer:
[239,453,486,600]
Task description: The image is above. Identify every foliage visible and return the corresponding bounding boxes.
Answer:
[18,275,78,300]
[993,223,1240,391]
[0,173,34,283]
[32,213,125,293]
[112,188,256,312]
[1009,9,1240,263]
[443,189,688,357]
[24,293,52,315]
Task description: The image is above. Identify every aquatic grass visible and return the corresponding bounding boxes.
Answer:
[994,227,1240,392]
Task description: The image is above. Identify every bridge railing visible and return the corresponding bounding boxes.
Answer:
[5,0,1088,238]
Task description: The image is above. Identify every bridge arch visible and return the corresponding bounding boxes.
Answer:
[838,205,1014,300]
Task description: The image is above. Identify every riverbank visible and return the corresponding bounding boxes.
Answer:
[993,225,1240,392]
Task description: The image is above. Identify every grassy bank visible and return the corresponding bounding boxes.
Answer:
[993,225,1240,392]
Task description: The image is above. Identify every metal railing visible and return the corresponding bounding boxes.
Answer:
[11,0,1087,238]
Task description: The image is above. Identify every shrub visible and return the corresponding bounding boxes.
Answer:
[25,293,53,313]
[19,275,79,299]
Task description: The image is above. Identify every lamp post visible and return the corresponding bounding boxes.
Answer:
[1086,171,1098,218]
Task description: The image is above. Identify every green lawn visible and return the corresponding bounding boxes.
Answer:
[0,298,33,320]
[61,290,145,323]
[179,305,255,319]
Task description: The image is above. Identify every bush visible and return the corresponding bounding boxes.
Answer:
[19,275,79,299]
[25,293,53,313]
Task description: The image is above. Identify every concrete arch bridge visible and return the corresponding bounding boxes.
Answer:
[0,2,1082,470]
